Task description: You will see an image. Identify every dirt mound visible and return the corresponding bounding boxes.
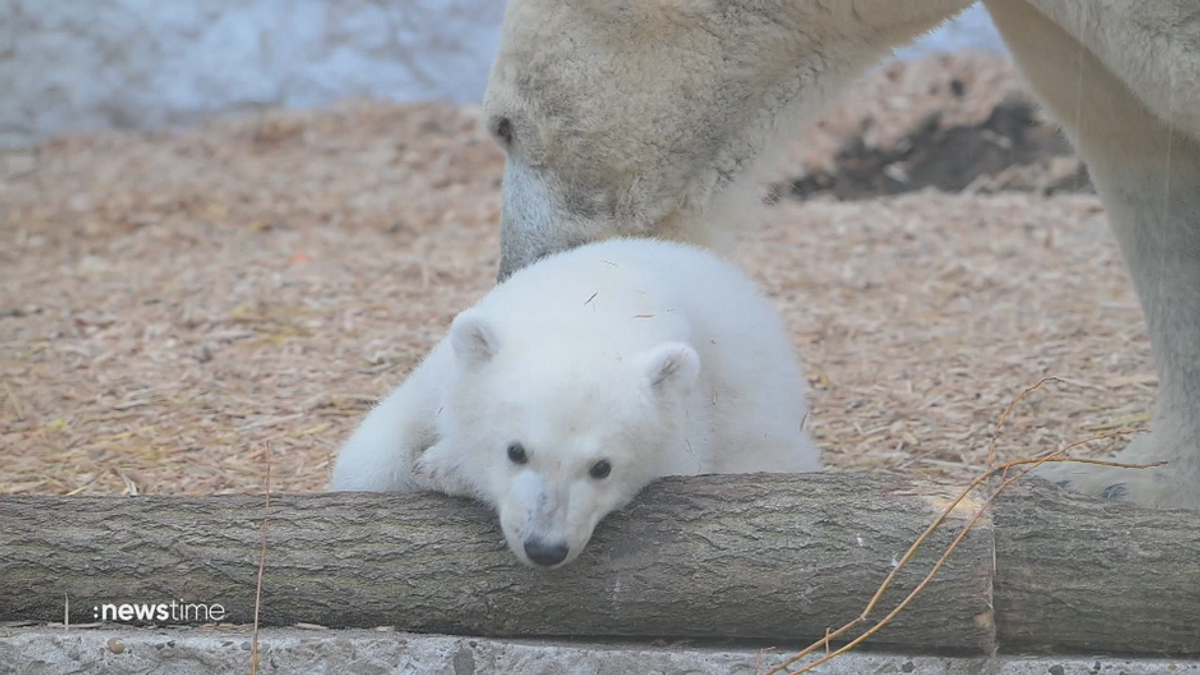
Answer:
[770,52,1090,201]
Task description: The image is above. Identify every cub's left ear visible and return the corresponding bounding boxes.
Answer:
[449,310,500,369]
[641,342,700,396]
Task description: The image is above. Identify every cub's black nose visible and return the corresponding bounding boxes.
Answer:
[523,538,570,567]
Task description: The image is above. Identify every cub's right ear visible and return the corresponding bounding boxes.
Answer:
[450,310,500,368]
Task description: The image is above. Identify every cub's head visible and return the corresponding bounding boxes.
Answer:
[444,310,701,568]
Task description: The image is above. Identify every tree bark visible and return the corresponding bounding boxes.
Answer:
[993,481,1200,655]
[1,473,995,652]
[1,473,1198,655]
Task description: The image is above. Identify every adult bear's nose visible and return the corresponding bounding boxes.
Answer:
[523,537,570,567]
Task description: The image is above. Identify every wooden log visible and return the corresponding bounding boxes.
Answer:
[992,481,1200,654]
[0,474,996,652]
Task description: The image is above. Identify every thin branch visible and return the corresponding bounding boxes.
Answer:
[762,373,1158,675]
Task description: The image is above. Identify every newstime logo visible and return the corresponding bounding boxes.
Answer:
[92,600,227,623]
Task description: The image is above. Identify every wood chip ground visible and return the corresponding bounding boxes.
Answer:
[0,54,1153,497]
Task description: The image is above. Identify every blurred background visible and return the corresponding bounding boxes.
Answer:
[2,1,1005,147]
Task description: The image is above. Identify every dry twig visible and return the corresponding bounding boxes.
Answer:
[761,379,1158,675]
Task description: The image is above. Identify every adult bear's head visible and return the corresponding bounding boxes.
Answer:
[483,0,958,279]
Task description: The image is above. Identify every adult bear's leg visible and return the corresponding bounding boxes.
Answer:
[987,0,1200,508]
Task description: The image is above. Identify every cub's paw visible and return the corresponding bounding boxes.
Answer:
[412,442,476,498]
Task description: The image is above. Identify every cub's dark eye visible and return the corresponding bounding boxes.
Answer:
[491,116,514,147]
[589,460,612,480]
[507,442,527,465]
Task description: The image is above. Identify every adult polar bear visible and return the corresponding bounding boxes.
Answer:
[481,0,1200,509]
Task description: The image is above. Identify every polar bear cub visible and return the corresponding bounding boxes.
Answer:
[331,238,821,567]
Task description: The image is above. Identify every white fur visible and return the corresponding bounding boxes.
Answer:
[332,238,821,566]
[482,0,1200,509]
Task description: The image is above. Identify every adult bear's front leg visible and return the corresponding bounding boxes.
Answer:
[988,0,1200,508]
